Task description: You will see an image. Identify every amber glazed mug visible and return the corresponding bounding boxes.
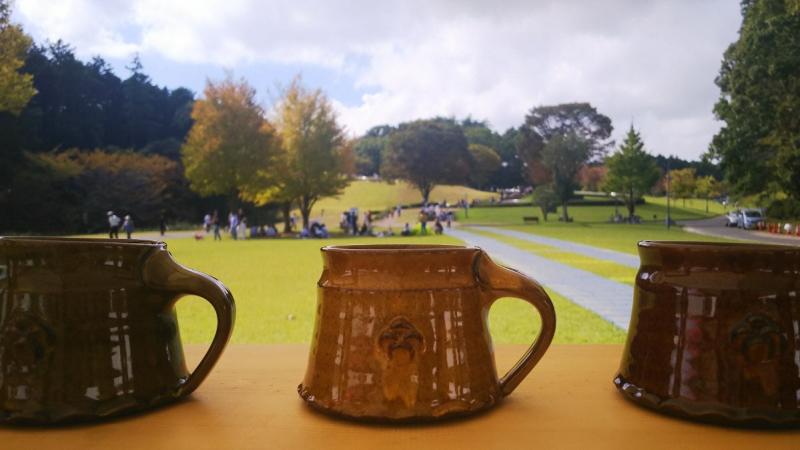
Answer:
[0,237,235,424]
[615,241,800,427]
[299,245,556,421]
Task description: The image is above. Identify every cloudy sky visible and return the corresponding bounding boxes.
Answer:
[13,0,742,160]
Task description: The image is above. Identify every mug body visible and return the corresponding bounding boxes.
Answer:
[616,241,800,426]
[0,237,189,423]
[300,245,502,421]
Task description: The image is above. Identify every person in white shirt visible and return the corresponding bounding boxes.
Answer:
[107,211,121,239]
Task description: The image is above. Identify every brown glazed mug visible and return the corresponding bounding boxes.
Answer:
[0,237,235,424]
[615,241,800,427]
[299,245,556,421]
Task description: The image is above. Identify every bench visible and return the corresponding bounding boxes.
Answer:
[523,216,540,224]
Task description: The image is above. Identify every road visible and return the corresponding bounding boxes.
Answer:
[680,216,800,246]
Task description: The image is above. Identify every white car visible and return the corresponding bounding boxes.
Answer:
[737,209,764,230]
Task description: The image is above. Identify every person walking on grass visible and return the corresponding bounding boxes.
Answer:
[229,210,239,240]
[123,215,135,239]
[107,211,121,239]
[212,210,222,241]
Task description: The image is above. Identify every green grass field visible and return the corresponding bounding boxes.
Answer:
[456,195,741,255]
[299,180,497,228]
[169,234,625,346]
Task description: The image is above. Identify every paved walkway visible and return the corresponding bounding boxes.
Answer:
[446,228,633,330]
[470,226,639,268]
[680,216,800,247]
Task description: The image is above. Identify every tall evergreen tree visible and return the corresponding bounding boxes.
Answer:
[603,126,660,219]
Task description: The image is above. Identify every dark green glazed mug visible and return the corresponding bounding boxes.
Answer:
[0,237,235,424]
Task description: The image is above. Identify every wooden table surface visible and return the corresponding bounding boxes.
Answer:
[2,344,798,449]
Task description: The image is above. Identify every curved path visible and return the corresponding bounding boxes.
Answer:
[470,226,639,268]
[447,228,633,330]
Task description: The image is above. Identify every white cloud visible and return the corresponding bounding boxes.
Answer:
[13,0,741,159]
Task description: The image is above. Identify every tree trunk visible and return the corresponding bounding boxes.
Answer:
[705,197,709,212]
[281,201,292,233]
[628,187,636,218]
[421,185,432,205]
[541,207,548,222]
[300,195,316,231]
[561,200,569,222]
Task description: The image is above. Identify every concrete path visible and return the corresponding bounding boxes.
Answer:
[470,226,639,268]
[680,216,800,247]
[447,228,633,330]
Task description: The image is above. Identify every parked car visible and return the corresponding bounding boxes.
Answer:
[737,208,764,230]
[725,210,740,227]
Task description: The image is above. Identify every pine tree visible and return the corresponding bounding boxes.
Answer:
[603,125,660,220]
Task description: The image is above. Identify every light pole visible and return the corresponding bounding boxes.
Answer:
[611,191,619,219]
[666,157,671,229]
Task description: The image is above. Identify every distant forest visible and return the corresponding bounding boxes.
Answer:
[0,41,224,233]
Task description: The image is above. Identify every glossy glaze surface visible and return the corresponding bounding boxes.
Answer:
[299,244,556,421]
[0,237,235,424]
[616,241,800,427]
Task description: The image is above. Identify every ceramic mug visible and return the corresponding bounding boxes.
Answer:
[615,241,800,427]
[299,244,556,421]
[0,237,235,424]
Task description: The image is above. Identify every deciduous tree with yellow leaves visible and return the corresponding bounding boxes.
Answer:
[0,0,35,115]
[273,77,351,230]
[181,75,280,207]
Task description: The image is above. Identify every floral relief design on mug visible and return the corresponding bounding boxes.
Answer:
[0,311,56,398]
[376,316,424,409]
[730,313,785,398]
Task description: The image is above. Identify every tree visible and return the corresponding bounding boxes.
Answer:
[531,185,558,222]
[695,175,722,212]
[0,0,35,115]
[467,143,501,189]
[709,0,800,200]
[541,132,592,221]
[603,126,660,219]
[669,167,697,207]
[353,125,393,176]
[517,103,613,186]
[273,77,350,230]
[578,165,608,191]
[181,76,279,206]
[383,118,472,204]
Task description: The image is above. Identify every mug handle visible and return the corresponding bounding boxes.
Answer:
[476,251,556,396]
[143,249,236,396]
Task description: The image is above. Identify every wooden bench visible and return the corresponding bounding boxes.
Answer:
[523,216,539,224]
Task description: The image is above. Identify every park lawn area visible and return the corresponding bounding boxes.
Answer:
[300,180,497,228]
[470,228,637,286]
[168,234,625,345]
[644,195,727,215]
[457,198,739,255]
[459,199,717,226]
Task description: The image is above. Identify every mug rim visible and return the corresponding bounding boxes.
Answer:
[0,236,165,247]
[322,244,480,253]
[638,240,797,251]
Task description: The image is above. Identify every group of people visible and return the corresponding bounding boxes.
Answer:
[107,211,140,239]
[417,203,453,235]
[340,208,374,236]
[201,210,282,241]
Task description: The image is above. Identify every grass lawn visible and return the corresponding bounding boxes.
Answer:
[168,234,625,346]
[457,197,740,255]
[300,180,497,228]
[644,195,727,215]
